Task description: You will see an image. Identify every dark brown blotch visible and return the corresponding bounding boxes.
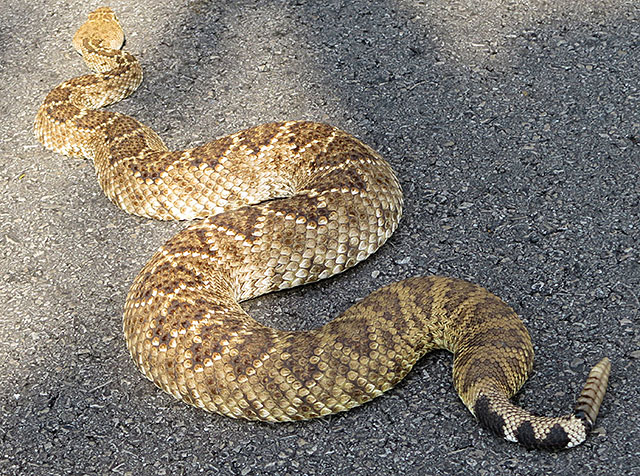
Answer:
[193,136,235,165]
[44,86,73,104]
[67,74,102,88]
[264,193,330,226]
[106,115,144,141]
[313,168,368,194]
[514,421,539,448]
[440,280,481,316]
[455,355,513,396]
[73,110,115,130]
[109,133,149,162]
[540,423,571,449]
[46,104,80,123]
[148,261,201,295]
[325,314,375,360]
[286,121,335,148]
[462,325,530,352]
[236,122,285,154]
[474,395,506,439]
[208,205,267,244]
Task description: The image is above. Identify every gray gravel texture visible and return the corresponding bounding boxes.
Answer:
[1,0,639,474]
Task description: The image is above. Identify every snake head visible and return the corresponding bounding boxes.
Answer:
[72,7,125,55]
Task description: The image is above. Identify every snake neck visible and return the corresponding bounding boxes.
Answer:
[34,8,142,159]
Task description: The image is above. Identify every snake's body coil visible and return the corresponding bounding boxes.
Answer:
[35,7,610,449]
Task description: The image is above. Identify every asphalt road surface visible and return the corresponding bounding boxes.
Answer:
[1,0,638,474]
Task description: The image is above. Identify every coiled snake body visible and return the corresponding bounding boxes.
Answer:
[35,7,610,449]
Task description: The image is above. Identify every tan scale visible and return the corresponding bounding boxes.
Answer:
[35,7,611,449]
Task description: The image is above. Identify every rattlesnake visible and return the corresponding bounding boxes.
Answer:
[35,7,611,449]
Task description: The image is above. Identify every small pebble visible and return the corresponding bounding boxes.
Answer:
[570,358,584,368]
